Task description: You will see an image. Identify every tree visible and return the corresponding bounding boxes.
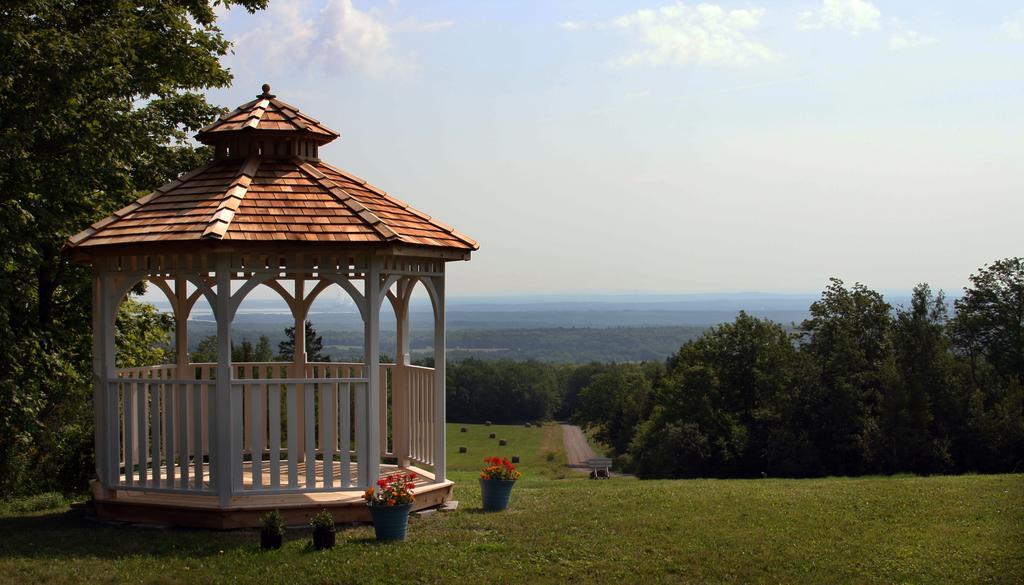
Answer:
[255,336,274,362]
[232,335,274,363]
[950,258,1024,472]
[629,313,811,478]
[115,297,174,368]
[952,258,1024,384]
[278,320,330,362]
[883,284,954,473]
[0,0,268,495]
[447,359,562,423]
[573,364,652,458]
[799,279,893,475]
[555,362,613,420]
[191,335,218,364]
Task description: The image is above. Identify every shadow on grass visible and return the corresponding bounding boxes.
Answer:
[0,509,258,561]
[0,508,410,560]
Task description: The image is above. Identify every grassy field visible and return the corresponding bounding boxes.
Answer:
[0,423,1021,584]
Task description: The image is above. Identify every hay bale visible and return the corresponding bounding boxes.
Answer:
[499,439,507,446]
[458,446,467,453]
[460,427,467,433]
[489,433,496,439]
[511,456,520,463]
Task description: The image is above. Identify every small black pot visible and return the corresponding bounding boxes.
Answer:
[312,527,336,550]
[260,530,283,550]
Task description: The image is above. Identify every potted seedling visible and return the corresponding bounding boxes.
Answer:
[260,509,285,550]
[364,471,417,541]
[310,509,336,550]
[479,456,522,512]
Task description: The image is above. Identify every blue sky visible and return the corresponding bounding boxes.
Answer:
[206,0,1024,297]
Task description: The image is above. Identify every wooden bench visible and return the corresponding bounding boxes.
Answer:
[586,457,612,479]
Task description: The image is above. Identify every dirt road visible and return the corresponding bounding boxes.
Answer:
[561,423,598,469]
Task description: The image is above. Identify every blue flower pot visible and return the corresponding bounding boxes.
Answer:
[368,503,412,541]
[479,478,517,511]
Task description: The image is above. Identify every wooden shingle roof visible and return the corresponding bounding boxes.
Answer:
[195,85,339,143]
[67,86,477,254]
[67,156,477,251]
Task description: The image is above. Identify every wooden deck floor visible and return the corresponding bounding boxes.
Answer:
[94,463,452,529]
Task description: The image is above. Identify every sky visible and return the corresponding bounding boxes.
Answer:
[204,0,1024,297]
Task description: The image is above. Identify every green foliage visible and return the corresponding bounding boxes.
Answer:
[629,313,810,478]
[309,509,334,530]
[572,364,654,456]
[573,262,1024,479]
[115,297,174,368]
[799,279,894,475]
[234,335,274,362]
[949,259,1024,472]
[261,509,285,535]
[0,491,67,515]
[191,335,218,363]
[0,0,267,495]
[447,359,562,423]
[952,258,1024,382]
[278,320,329,362]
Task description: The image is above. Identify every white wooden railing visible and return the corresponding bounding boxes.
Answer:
[406,365,435,467]
[109,361,433,495]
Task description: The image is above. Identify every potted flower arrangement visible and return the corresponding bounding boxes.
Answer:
[479,456,521,512]
[363,471,416,541]
[310,509,336,550]
[260,509,285,550]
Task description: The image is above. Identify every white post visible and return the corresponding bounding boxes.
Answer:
[292,276,307,462]
[361,257,382,487]
[92,272,118,491]
[174,276,190,489]
[431,274,447,483]
[393,282,410,467]
[214,254,234,507]
[395,284,411,367]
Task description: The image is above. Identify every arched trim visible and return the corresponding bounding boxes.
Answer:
[419,276,443,322]
[229,273,283,322]
[300,279,334,320]
[186,276,219,321]
[377,274,402,309]
[314,275,368,321]
[148,278,179,314]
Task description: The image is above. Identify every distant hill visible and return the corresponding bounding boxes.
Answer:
[170,291,925,363]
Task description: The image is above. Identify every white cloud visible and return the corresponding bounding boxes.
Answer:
[797,0,881,34]
[392,19,455,33]
[1001,10,1024,40]
[230,0,453,76]
[889,28,936,50]
[563,2,779,68]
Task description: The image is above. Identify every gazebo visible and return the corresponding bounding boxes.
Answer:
[66,84,477,528]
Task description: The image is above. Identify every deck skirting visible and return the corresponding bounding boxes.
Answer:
[91,464,452,529]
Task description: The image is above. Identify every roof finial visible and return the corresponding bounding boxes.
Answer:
[258,83,275,99]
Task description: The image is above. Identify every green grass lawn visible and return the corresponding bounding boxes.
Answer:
[0,423,1021,584]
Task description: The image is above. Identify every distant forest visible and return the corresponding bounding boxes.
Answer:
[204,325,712,364]
[445,259,1024,480]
